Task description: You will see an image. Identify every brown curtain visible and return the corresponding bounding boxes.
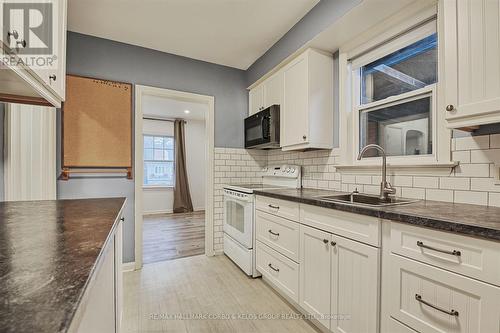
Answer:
[173,119,193,213]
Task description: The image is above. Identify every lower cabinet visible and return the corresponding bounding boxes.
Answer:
[389,254,500,333]
[299,225,332,329]
[70,218,123,333]
[299,224,380,333]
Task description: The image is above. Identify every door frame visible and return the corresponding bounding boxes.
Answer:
[134,84,215,270]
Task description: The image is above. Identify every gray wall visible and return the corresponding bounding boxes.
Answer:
[58,32,248,263]
[246,0,361,86]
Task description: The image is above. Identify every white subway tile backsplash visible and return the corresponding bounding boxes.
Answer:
[454,163,490,178]
[454,136,489,150]
[402,187,426,199]
[440,177,470,190]
[213,133,499,250]
[489,192,500,207]
[470,149,500,164]
[425,189,454,202]
[470,178,500,192]
[413,176,438,189]
[452,150,471,164]
[454,191,488,205]
[491,134,500,149]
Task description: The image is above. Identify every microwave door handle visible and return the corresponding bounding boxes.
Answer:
[262,116,269,139]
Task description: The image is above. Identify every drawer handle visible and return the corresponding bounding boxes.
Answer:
[268,204,280,209]
[415,294,459,317]
[268,229,280,237]
[268,263,279,272]
[416,241,461,256]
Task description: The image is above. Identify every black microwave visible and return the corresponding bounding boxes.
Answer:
[244,105,280,149]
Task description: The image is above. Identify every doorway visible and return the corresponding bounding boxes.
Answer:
[134,85,214,269]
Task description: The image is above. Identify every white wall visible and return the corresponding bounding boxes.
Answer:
[185,120,206,210]
[142,118,206,214]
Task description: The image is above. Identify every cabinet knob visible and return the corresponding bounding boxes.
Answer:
[303,135,307,140]
[331,241,336,246]
[49,74,57,81]
[7,30,19,42]
[16,39,26,48]
[446,104,455,112]
[323,239,329,244]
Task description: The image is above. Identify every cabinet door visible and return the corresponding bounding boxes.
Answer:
[263,71,283,108]
[331,235,380,333]
[77,237,116,333]
[283,55,309,147]
[249,84,264,115]
[444,0,500,125]
[299,224,331,330]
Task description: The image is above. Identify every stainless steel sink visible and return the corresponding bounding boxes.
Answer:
[317,193,419,207]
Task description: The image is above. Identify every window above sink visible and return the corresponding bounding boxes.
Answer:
[338,3,455,171]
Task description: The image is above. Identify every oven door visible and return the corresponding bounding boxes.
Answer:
[223,189,254,249]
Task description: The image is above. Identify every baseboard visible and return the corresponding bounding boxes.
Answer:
[143,208,205,216]
[143,209,173,215]
[122,262,136,272]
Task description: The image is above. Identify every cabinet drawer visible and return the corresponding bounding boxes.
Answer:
[256,196,299,222]
[256,241,299,303]
[390,222,500,286]
[390,254,500,333]
[300,204,380,247]
[386,318,417,333]
[256,210,299,261]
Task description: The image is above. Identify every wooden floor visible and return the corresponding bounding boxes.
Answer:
[123,255,319,333]
[143,211,205,265]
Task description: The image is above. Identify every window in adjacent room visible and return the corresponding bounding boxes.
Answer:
[352,20,437,159]
[143,135,175,186]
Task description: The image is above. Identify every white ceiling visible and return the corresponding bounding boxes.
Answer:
[67,0,320,70]
[142,95,208,121]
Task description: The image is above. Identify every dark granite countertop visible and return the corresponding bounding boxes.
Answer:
[254,188,500,242]
[0,198,126,333]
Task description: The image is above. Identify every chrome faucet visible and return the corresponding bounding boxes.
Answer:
[357,144,396,201]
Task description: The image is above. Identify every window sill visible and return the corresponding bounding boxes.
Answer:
[335,161,459,175]
[143,186,174,190]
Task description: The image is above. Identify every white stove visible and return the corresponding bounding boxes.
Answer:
[223,165,301,277]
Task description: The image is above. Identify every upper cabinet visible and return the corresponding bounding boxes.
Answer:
[0,0,67,107]
[247,48,334,151]
[248,71,284,116]
[282,49,333,151]
[444,0,500,128]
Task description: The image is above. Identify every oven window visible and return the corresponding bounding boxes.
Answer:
[226,201,245,233]
[246,125,262,142]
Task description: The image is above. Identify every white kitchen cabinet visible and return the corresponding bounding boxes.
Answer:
[331,235,379,333]
[282,48,333,151]
[249,83,264,115]
[389,254,500,333]
[299,224,332,330]
[248,70,284,116]
[263,71,284,109]
[69,216,124,333]
[0,0,67,107]
[444,0,500,128]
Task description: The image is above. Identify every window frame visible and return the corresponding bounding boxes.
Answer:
[338,5,453,169]
[142,134,175,188]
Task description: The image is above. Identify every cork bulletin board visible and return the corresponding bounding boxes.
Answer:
[61,75,132,178]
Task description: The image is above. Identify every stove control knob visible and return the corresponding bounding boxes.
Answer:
[286,167,291,173]
[291,168,295,173]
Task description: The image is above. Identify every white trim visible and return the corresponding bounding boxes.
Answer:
[142,185,174,190]
[134,85,215,271]
[339,2,453,170]
[143,209,174,215]
[122,262,136,272]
